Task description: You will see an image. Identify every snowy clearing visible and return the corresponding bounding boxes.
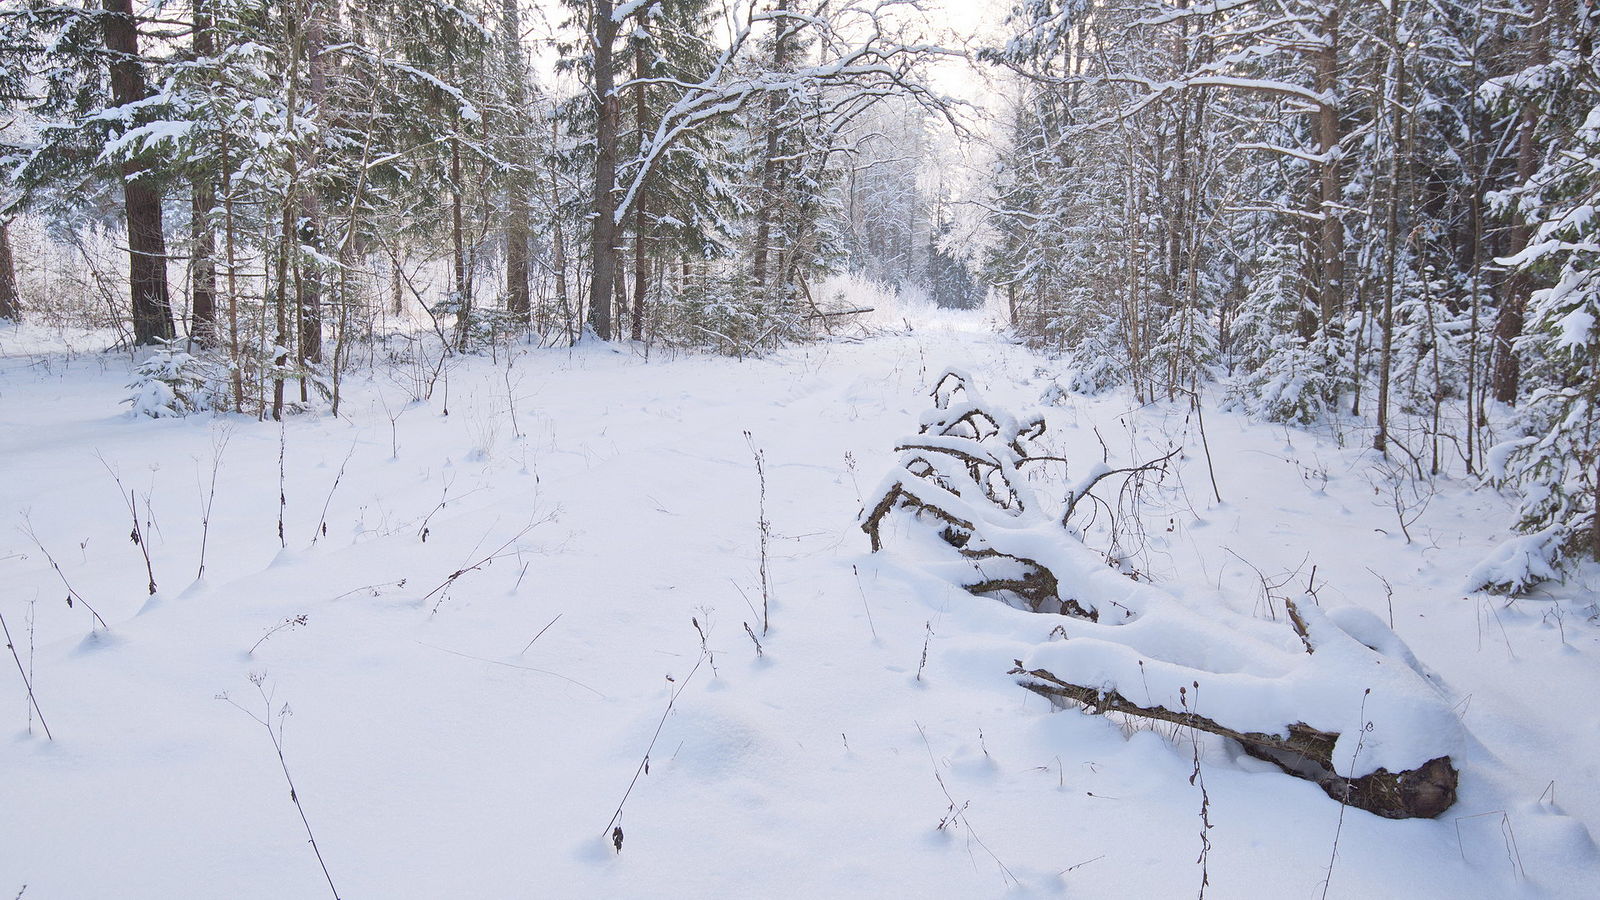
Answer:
[3,312,1598,898]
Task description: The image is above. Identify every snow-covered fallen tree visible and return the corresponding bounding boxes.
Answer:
[862,370,1462,819]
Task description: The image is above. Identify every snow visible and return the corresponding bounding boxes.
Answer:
[2,310,1599,898]
[1555,306,1595,349]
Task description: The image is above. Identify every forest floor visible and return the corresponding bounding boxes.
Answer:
[2,308,1598,898]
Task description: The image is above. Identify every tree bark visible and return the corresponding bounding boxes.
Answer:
[631,47,649,342]
[189,0,217,343]
[752,0,793,298]
[1492,0,1554,405]
[103,0,175,346]
[451,121,470,351]
[502,0,532,327]
[0,221,19,320]
[586,0,620,341]
[1013,665,1457,819]
[1312,2,1344,331]
[296,2,326,365]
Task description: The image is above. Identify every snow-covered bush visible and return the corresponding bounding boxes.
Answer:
[1148,304,1218,395]
[1063,316,1128,396]
[125,341,219,418]
[1484,73,1600,578]
[1226,332,1339,426]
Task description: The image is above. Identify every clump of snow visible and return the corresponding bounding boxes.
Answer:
[1464,526,1566,595]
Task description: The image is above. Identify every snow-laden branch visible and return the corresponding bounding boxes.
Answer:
[609,0,961,225]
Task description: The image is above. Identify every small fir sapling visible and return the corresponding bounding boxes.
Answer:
[124,340,218,418]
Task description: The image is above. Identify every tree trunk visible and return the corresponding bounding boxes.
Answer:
[1492,0,1550,405]
[549,118,572,341]
[452,124,470,351]
[0,221,18,321]
[502,0,532,328]
[1313,3,1344,331]
[631,48,649,342]
[296,2,326,365]
[104,0,175,346]
[586,0,620,341]
[752,0,793,298]
[189,0,217,343]
[1375,2,1405,455]
[507,189,532,326]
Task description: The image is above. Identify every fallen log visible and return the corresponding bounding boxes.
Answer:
[1012,664,1458,819]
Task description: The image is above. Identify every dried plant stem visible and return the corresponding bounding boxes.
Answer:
[0,609,51,740]
[224,682,340,899]
[744,431,771,635]
[21,518,108,630]
[852,564,878,640]
[603,652,706,838]
[196,426,232,579]
[277,423,288,548]
[98,456,157,595]
[311,440,358,545]
[1321,689,1372,900]
[915,723,1016,885]
[421,516,550,614]
[519,613,562,655]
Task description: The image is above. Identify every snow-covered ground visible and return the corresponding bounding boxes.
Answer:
[2,310,1597,898]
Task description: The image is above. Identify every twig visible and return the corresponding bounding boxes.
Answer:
[311,439,358,545]
[196,425,232,579]
[1061,447,1182,526]
[249,614,309,656]
[278,423,288,548]
[1321,689,1372,900]
[420,516,552,614]
[852,564,879,640]
[1366,567,1395,629]
[413,640,604,697]
[519,613,562,655]
[0,609,51,740]
[744,431,772,635]
[1182,683,1212,899]
[603,653,707,840]
[914,723,1016,885]
[1058,855,1105,876]
[97,455,157,595]
[220,678,341,899]
[330,579,407,601]
[20,517,108,630]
